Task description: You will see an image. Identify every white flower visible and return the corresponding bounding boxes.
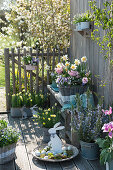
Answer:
[71,64,77,70]
[65,61,70,67]
[81,56,87,62]
[74,59,80,65]
[56,63,62,68]
[45,65,50,71]
[62,55,68,61]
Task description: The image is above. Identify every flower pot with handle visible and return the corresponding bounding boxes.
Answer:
[81,22,90,30]
[0,143,16,164]
[80,140,100,160]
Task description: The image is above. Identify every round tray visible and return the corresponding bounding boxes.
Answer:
[32,144,79,162]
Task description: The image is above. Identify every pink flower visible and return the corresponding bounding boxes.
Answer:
[102,122,113,138]
[55,67,63,74]
[102,107,112,115]
[82,77,88,84]
[68,70,79,77]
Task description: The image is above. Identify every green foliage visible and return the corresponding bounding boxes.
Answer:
[0,120,20,147]
[11,93,23,108]
[35,103,60,128]
[73,11,92,24]
[11,91,50,108]
[72,89,107,143]
[0,62,5,87]
[96,136,113,164]
[89,1,113,61]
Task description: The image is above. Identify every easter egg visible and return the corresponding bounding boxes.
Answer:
[67,146,72,150]
[41,150,46,154]
[44,156,48,159]
[62,147,67,151]
[35,150,40,157]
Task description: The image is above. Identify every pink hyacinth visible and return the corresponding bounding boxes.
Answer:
[68,70,79,77]
[102,106,112,115]
[82,77,88,84]
[102,122,113,138]
[55,67,63,74]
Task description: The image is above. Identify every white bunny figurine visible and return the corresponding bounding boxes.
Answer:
[30,104,38,117]
[48,122,65,154]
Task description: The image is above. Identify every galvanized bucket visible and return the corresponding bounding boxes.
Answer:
[0,143,16,164]
[80,141,99,160]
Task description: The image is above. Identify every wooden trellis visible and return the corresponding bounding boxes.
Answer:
[4,47,71,111]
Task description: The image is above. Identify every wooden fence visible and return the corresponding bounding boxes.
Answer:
[70,0,112,106]
[5,47,70,111]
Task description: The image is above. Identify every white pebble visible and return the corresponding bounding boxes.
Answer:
[67,146,72,150]
[62,147,67,151]
[44,156,48,159]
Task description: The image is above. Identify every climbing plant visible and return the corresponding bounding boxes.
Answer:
[89,0,113,105]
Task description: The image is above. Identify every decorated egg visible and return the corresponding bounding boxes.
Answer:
[67,146,72,150]
[63,152,67,156]
[62,147,67,151]
[44,156,48,159]
[41,150,46,154]
[35,150,40,157]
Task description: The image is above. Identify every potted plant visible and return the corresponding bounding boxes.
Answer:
[0,120,20,164]
[34,103,60,143]
[11,93,23,117]
[72,90,107,160]
[23,55,39,70]
[73,11,92,30]
[96,106,113,170]
[51,72,58,88]
[55,55,91,98]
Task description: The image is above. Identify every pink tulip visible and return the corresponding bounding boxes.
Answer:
[102,106,112,115]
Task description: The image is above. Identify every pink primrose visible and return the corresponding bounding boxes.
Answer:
[68,70,79,77]
[55,67,63,74]
[82,77,88,84]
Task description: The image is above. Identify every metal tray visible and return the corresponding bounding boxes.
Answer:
[32,144,79,162]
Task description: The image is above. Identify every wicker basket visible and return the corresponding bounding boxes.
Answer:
[0,143,16,164]
[59,85,88,96]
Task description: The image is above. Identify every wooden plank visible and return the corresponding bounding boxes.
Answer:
[19,119,46,170]
[24,48,27,93]
[30,48,33,94]
[58,48,61,62]
[52,48,55,72]
[42,48,44,92]
[73,154,93,170]
[60,160,78,170]
[4,48,10,111]
[45,162,62,170]
[47,48,50,85]
[88,159,105,170]
[11,48,16,94]
[17,48,22,92]
[36,48,39,93]
[8,116,31,170]
[0,159,15,170]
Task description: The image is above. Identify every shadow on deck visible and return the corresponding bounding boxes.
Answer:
[0,114,105,170]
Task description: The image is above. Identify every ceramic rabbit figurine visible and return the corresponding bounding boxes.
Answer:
[30,104,38,117]
[48,122,65,154]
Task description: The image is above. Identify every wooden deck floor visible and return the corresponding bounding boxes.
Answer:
[0,114,105,170]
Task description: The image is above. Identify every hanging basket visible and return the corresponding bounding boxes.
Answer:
[0,143,16,164]
[81,22,90,30]
[25,65,37,70]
